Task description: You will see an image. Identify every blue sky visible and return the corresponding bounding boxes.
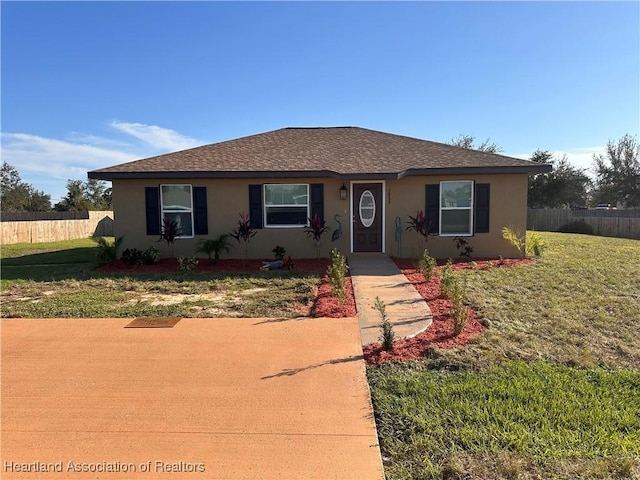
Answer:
[2,1,639,203]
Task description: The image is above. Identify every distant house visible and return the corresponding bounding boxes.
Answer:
[88,127,551,259]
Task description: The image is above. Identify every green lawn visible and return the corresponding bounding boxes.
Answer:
[0,238,319,318]
[367,232,640,479]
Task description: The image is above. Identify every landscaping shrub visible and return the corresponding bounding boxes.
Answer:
[304,214,329,258]
[141,246,160,265]
[557,220,594,235]
[450,277,470,336]
[326,248,348,302]
[502,226,546,258]
[121,248,144,266]
[416,248,437,280]
[440,259,455,299]
[177,256,199,272]
[196,234,232,264]
[526,231,547,257]
[159,218,181,256]
[230,212,257,261]
[374,296,395,351]
[93,236,123,265]
[272,245,286,260]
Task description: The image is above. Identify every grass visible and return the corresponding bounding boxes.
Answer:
[369,361,640,479]
[0,239,319,318]
[367,232,640,479]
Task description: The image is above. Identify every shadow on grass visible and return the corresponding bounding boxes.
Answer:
[1,247,97,266]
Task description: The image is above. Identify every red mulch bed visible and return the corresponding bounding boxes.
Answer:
[96,258,357,318]
[362,257,533,365]
[313,275,357,318]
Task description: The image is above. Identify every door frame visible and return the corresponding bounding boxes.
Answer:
[350,180,386,253]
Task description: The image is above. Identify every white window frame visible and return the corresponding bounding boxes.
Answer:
[160,184,194,239]
[263,183,310,228]
[439,180,473,237]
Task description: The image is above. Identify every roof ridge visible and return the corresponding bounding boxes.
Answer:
[283,126,356,130]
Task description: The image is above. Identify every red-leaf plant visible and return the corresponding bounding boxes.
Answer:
[304,213,330,258]
[158,217,182,257]
[230,212,257,261]
[406,210,436,244]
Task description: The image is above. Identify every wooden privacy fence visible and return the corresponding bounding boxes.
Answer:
[527,209,640,240]
[0,211,114,244]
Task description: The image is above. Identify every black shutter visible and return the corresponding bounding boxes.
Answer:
[475,183,490,233]
[193,187,208,235]
[248,184,263,229]
[310,183,324,222]
[425,184,440,234]
[145,187,160,236]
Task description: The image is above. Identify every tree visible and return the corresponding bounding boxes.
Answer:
[527,150,591,208]
[54,179,112,211]
[0,162,52,212]
[448,134,503,153]
[592,134,640,208]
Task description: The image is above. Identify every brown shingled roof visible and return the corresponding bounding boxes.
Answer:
[88,127,551,180]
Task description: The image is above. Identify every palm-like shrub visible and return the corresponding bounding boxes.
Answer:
[196,234,233,264]
[93,236,123,265]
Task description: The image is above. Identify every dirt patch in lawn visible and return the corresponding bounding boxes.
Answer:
[97,258,356,318]
[363,258,533,365]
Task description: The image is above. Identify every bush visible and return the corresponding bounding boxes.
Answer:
[440,259,455,299]
[121,248,144,266]
[416,249,437,280]
[196,234,232,264]
[502,226,546,258]
[177,256,199,272]
[374,296,395,351]
[526,231,547,257]
[272,245,286,260]
[450,277,470,336]
[326,248,348,302]
[557,220,594,235]
[93,236,123,265]
[142,246,160,265]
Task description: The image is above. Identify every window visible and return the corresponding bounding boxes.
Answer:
[160,184,194,238]
[440,181,473,236]
[264,184,309,227]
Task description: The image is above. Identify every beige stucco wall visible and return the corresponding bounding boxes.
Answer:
[385,174,527,259]
[112,174,527,260]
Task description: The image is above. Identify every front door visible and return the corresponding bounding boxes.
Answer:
[352,183,383,252]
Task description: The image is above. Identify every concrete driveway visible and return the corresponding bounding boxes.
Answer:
[1,318,383,479]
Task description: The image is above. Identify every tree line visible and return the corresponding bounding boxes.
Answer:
[449,134,640,209]
[1,162,112,212]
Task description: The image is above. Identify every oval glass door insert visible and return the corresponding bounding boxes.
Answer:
[359,190,376,228]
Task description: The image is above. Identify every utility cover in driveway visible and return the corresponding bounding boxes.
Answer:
[1,317,384,480]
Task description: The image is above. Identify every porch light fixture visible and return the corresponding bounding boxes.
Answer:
[339,183,348,200]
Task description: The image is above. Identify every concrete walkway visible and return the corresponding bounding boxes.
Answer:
[349,254,432,346]
[1,318,384,480]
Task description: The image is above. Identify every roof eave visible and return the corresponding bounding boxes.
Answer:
[88,164,552,181]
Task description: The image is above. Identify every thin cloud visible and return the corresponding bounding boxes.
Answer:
[1,123,205,203]
[1,132,136,180]
[108,121,202,152]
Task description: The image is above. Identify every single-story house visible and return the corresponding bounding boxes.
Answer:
[88,127,552,259]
